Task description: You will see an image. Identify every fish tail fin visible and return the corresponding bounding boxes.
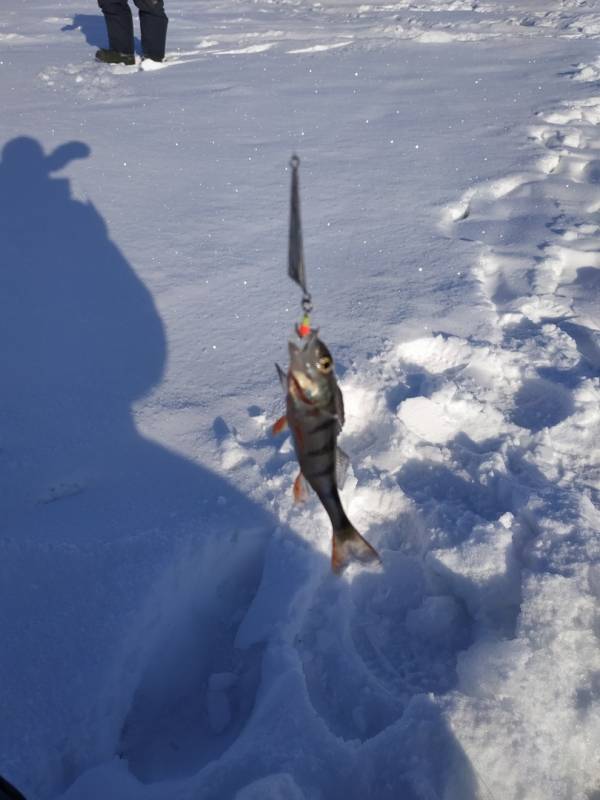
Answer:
[331,524,380,574]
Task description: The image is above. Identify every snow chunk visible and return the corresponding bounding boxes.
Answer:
[396,335,473,373]
[206,687,232,734]
[341,380,385,436]
[398,385,506,444]
[206,672,238,733]
[428,515,520,633]
[235,773,306,800]
[398,396,458,444]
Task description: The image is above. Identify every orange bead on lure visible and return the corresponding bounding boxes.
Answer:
[297,313,311,338]
[273,156,380,574]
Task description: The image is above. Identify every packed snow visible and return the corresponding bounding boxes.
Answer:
[1,1,599,799]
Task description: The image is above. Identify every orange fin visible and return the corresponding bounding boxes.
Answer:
[293,471,309,504]
[272,415,288,435]
[331,525,380,574]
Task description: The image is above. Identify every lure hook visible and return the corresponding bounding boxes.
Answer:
[288,155,314,336]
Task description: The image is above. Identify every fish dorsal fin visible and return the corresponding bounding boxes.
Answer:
[275,363,288,392]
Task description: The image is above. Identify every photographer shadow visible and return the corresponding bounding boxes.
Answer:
[0,137,292,799]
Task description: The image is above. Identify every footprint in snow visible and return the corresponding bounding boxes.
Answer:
[118,535,267,783]
[297,552,472,743]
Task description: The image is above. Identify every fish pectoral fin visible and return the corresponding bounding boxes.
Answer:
[293,471,309,504]
[272,415,288,435]
[336,447,350,489]
[331,525,381,574]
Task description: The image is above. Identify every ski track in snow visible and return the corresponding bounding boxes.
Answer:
[2,3,600,800]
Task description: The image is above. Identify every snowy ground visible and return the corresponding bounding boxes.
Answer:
[1,1,600,799]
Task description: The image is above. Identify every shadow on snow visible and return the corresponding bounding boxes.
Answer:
[61,14,108,48]
[61,13,142,55]
[0,136,278,799]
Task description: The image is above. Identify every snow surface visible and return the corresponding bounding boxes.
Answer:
[1,1,600,799]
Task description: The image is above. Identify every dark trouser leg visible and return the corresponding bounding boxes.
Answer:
[133,0,168,61]
[97,0,135,54]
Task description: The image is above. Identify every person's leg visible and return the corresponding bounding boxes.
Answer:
[133,0,168,61]
[97,0,135,55]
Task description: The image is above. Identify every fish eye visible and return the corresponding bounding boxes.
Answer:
[317,355,333,374]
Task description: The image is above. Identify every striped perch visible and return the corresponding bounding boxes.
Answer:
[274,330,380,573]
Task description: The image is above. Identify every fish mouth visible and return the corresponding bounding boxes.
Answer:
[290,369,318,402]
[291,369,317,396]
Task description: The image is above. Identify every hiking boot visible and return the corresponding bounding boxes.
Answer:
[95,49,135,66]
